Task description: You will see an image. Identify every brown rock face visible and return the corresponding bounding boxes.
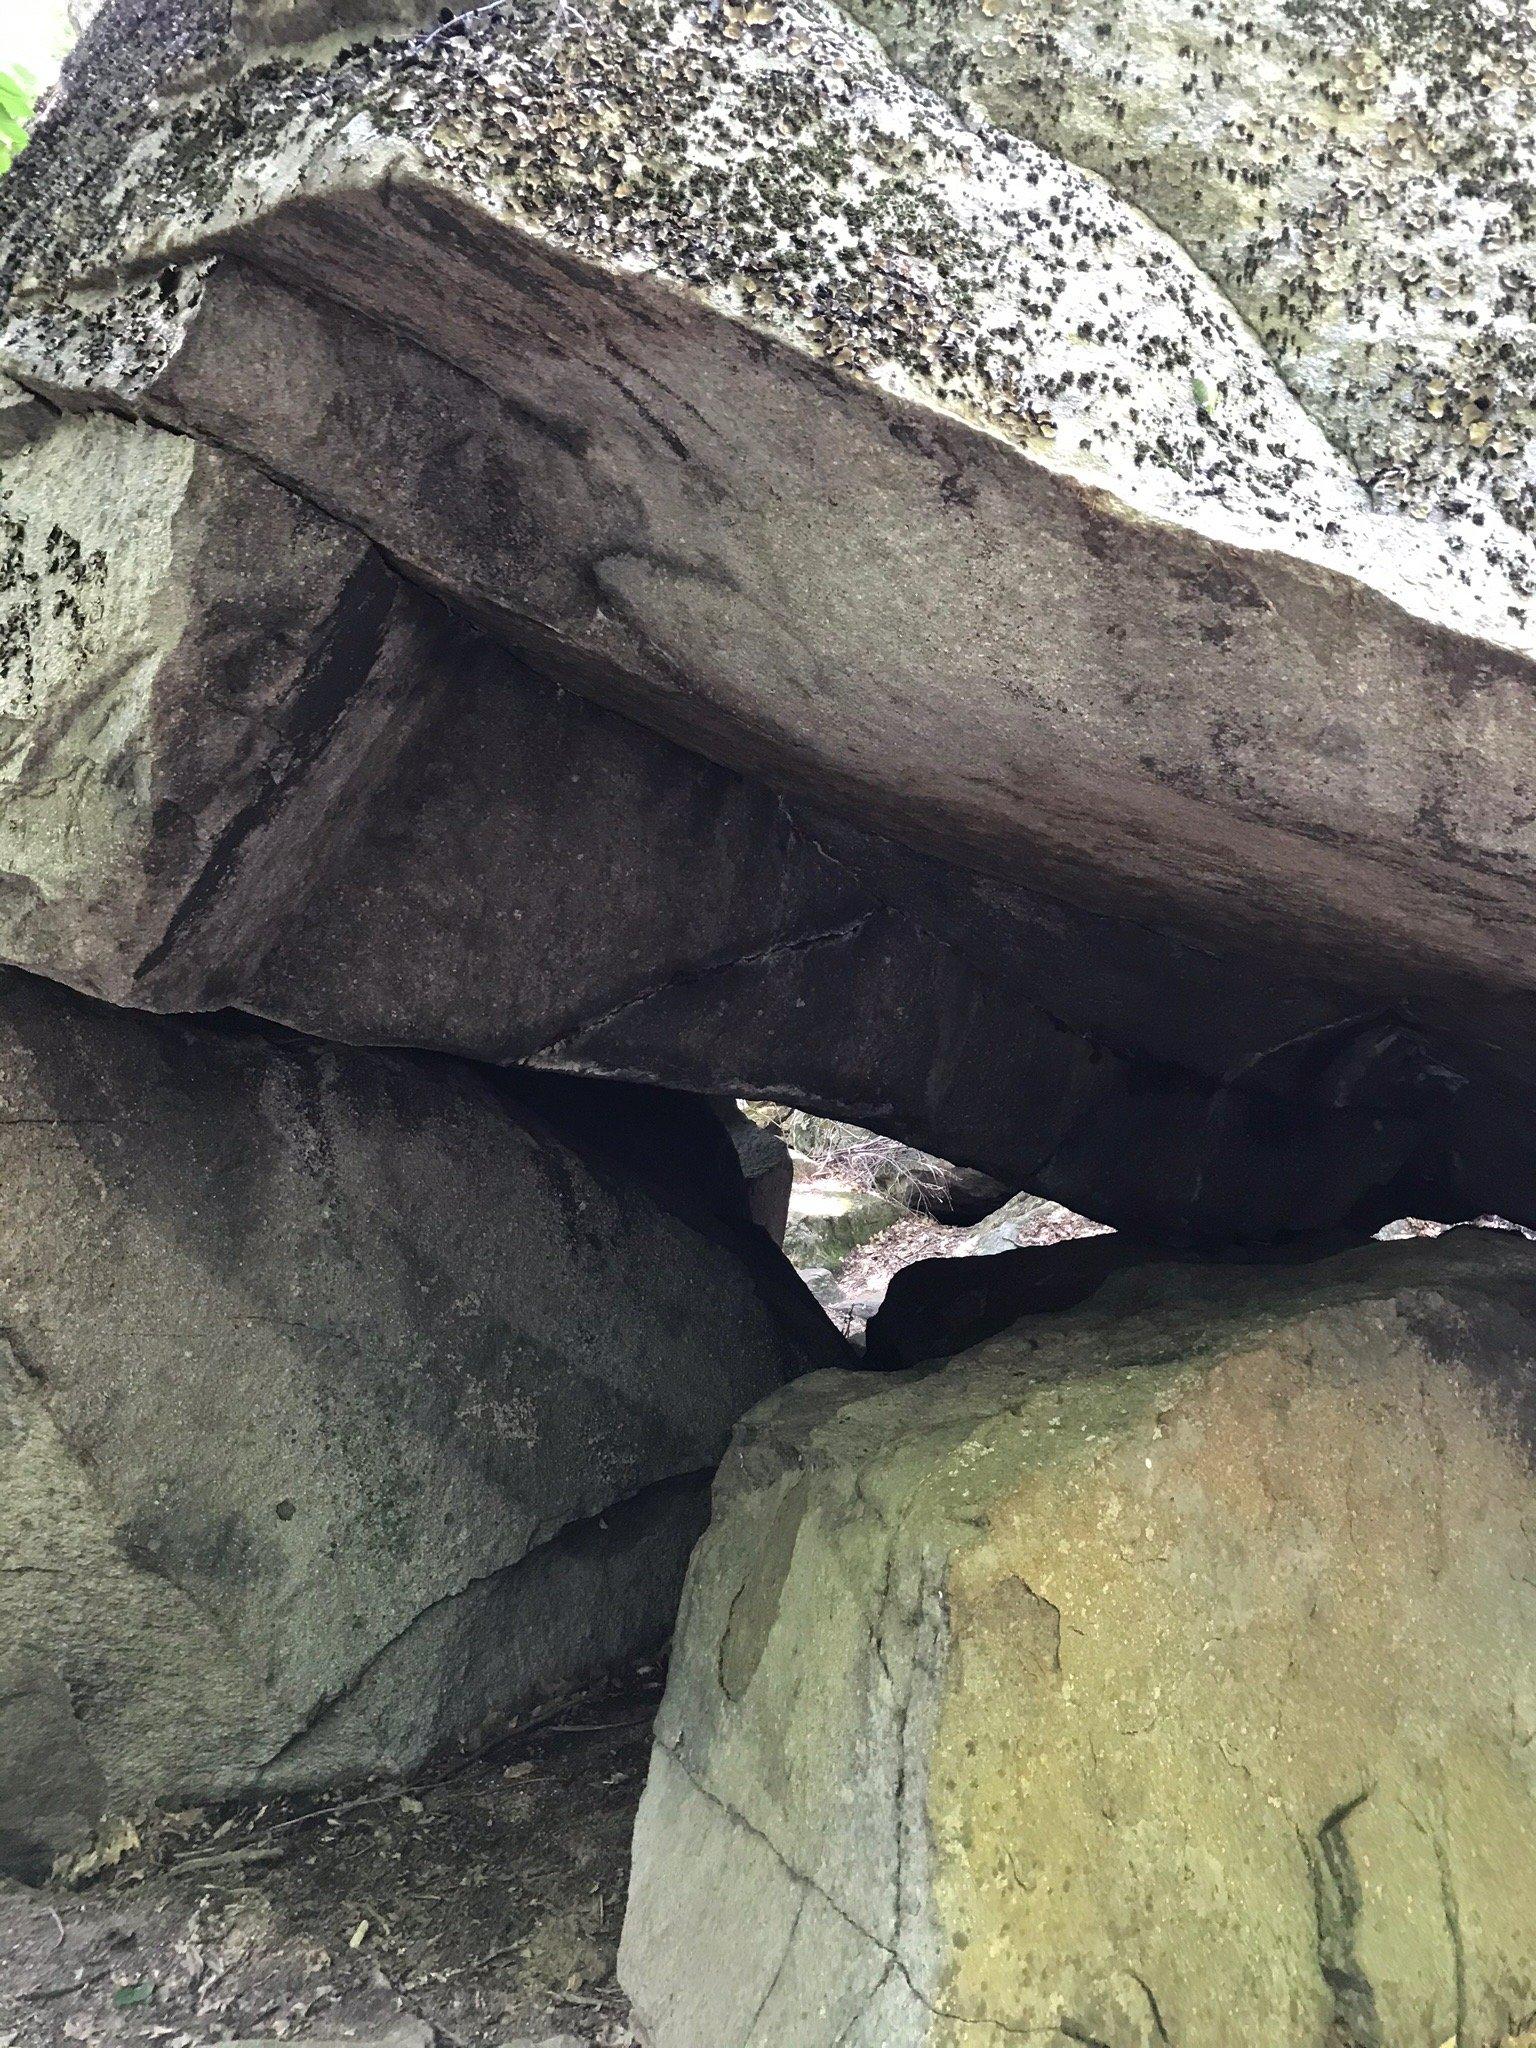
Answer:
[622,1232,1536,2047]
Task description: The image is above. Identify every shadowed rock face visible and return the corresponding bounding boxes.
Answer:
[0,396,438,1004]
[622,1231,1536,2047]
[0,962,818,1872]
[1,0,1535,1246]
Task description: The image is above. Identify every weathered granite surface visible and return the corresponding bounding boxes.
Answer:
[1,0,1534,1249]
[850,0,1536,556]
[0,965,810,1876]
[7,381,1531,1243]
[7,0,1536,998]
[623,1231,1536,2045]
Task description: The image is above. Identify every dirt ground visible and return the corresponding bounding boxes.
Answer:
[0,1665,664,2047]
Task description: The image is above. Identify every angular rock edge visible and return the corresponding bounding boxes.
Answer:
[622,1228,1536,2046]
[3,2,1536,1246]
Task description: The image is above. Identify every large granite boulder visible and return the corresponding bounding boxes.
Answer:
[848,0,1536,553]
[0,965,814,1881]
[6,0,1534,987]
[622,1231,1536,2046]
[3,384,1522,1246]
[0,1,1534,1249]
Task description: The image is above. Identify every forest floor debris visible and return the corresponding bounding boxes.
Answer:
[0,1667,663,2047]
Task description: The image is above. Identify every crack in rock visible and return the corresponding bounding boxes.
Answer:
[1301,1788,1385,2048]
[654,1735,1071,2040]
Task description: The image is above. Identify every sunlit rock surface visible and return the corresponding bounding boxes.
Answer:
[623,1230,1536,2046]
[849,0,1536,559]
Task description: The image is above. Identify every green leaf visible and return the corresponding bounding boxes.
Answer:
[0,64,36,176]
[113,1982,154,2010]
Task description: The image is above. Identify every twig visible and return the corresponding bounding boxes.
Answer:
[46,1906,65,1950]
[19,1972,105,2002]
[426,1678,630,1781]
[267,1788,408,1834]
[401,1940,525,1988]
[170,1844,286,1874]
[526,1713,654,1736]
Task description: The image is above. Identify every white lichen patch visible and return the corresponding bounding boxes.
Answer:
[844,0,1536,608]
[3,0,1534,656]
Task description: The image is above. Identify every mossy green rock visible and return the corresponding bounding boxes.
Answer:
[622,1231,1536,2046]
[784,1177,908,1276]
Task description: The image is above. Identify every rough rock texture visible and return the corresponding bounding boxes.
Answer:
[849,0,1536,551]
[622,1231,1536,2046]
[8,388,1529,1245]
[0,965,809,1875]
[9,2,1536,982]
[0,385,440,1007]
[241,611,1386,1246]
[715,1103,794,1247]
[3,0,1536,1247]
[0,1657,109,1884]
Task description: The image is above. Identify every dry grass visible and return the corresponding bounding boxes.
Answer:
[743,1105,951,1211]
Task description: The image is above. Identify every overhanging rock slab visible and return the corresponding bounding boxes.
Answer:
[4,0,1536,1247]
[3,374,1519,1245]
[5,0,1536,1005]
